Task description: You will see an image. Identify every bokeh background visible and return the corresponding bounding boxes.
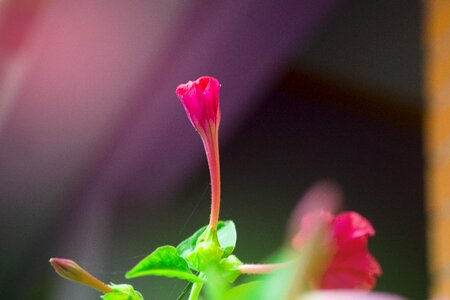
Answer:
[0,1,426,299]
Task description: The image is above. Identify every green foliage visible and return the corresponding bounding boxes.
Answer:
[52,221,244,300]
[217,255,242,283]
[125,246,202,283]
[125,221,241,287]
[185,240,224,271]
[203,266,229,300]
[222,281,264,300]
[101,284,144,300]
[124,221,241,299]
[176,221,237,260]
[216,221,237,258]
[176,225,208,260]
[184,224,223,271]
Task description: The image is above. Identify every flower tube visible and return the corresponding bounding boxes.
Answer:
[176,76,221,229]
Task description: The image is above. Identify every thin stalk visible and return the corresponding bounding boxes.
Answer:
[203,124,221,229]
[238,262,289,274]
[188,282,203,300]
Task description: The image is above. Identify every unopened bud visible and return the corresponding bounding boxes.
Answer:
[49,258,112,293]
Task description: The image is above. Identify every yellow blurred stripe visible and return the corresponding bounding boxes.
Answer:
[426,0,450,298]
[426,0,450,44]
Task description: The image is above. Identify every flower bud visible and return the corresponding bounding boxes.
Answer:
[49,258,112,293]
[176,76,221,135]
[176,76,222,229]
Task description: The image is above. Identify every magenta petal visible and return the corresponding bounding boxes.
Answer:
[318,212,381,290]
[320,268,377,290]
[176,76,220,132]
[332,212,375,246]
[327,248,382,276]
[293,210,382,291]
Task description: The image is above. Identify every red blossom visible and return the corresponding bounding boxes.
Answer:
[293,211,382,290]
[176,76,221,135]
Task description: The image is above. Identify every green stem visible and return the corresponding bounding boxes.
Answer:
[188,282,203,300]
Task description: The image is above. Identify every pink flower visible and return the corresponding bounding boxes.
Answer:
[176,76,221,135]
[293,211,382,290]
[176,76,222,229]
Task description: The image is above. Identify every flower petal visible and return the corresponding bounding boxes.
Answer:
[176,76,220,132]
[332,212,375,247]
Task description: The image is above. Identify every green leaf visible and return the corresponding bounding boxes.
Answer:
[222,281,265,300]
[176,221,237,259]
[217,221,237,257]
[125,246,202,283]
[101,284,144,300]
[177,225,209,259]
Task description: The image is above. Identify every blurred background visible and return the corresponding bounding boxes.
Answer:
[0,0,430,299]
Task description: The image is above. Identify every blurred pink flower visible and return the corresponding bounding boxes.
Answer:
[176,76,222,229]
[301,290,406,300]
[293,211,382,290]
